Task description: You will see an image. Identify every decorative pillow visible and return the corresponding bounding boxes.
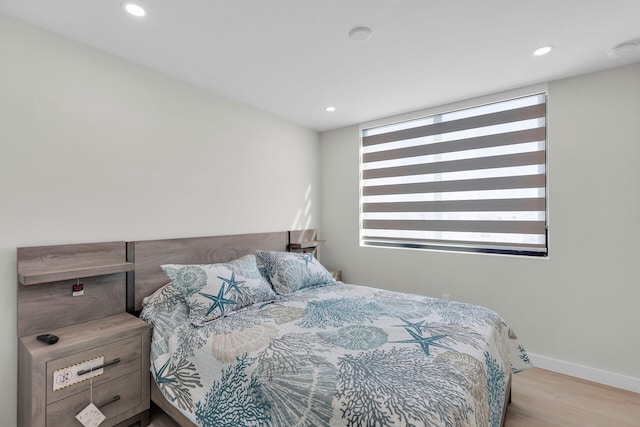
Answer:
[140,282,188,325]
[141,282,185,310]
[161,255,277,325]
[255,250,337,295]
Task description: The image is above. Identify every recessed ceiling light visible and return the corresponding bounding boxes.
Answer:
[349,27,372,43]
[533,45,554,56]
[123,2,146,17]
[325,106,336,112]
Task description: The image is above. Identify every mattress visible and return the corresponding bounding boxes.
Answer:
[141,281,532,427]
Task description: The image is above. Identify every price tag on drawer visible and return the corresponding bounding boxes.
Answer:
[53,356,104,391]
[72,282,84,297]
[76,402,105,427]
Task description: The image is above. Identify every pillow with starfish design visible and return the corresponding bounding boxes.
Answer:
[255,250,337,295]
[162,255,277,325]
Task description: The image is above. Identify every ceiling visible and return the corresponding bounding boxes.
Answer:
[1,0,639,132]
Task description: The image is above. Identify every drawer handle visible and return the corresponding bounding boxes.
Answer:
[77,358,121,376]
[76,395,121,416]
[97,395,121,409]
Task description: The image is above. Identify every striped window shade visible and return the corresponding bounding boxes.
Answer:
[361,93,548,256]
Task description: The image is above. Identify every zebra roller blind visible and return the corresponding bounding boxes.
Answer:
[361,93,547,256]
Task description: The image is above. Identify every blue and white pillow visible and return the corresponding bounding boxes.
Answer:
[161,255,276,325]
[255,250,336,295]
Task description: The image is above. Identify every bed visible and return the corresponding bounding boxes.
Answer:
[130,230,532,427]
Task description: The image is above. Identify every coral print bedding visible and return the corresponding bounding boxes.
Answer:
[141,256,531,427]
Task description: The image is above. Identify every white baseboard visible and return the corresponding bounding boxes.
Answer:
[528,353,640,393]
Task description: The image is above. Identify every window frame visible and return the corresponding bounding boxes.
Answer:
[359,84,549,257]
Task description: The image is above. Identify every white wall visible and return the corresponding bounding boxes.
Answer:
[320,63,640,384]
[0,14,319,425]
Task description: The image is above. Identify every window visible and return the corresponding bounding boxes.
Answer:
[360,92,547,257]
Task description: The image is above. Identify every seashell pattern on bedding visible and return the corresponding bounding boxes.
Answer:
[141,281,533,427]
[211,324,279,363]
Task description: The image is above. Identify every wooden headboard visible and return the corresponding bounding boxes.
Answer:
[17,242,133,337]
[127,231,290,311]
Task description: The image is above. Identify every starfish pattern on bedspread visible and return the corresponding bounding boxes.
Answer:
[393,327,454,356]
[393,318,426,335]
[200,284,237,317]
[217,271,246,295]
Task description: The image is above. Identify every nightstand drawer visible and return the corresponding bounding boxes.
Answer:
[47,335,141,404]
[47,370,142,427]
[19,313,150,427]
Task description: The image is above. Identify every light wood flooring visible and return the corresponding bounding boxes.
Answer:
[505,368,640,426]
[149,368,640,426]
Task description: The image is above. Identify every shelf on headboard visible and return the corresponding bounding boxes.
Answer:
[17,241,133,286]
[17,241,132,336]
[289,240,326,249]
[18,262,134,286]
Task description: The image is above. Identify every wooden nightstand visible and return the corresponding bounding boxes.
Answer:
[18,313,150,427]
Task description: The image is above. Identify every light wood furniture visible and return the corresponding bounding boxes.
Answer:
[128,231,288,312]
[18,313,150,427]
[289,229,342,280]
[17,241,134,286]
[17,241,149,426]
[329,269,343,281]
[288,229,321,257]
[17,242,134,337]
